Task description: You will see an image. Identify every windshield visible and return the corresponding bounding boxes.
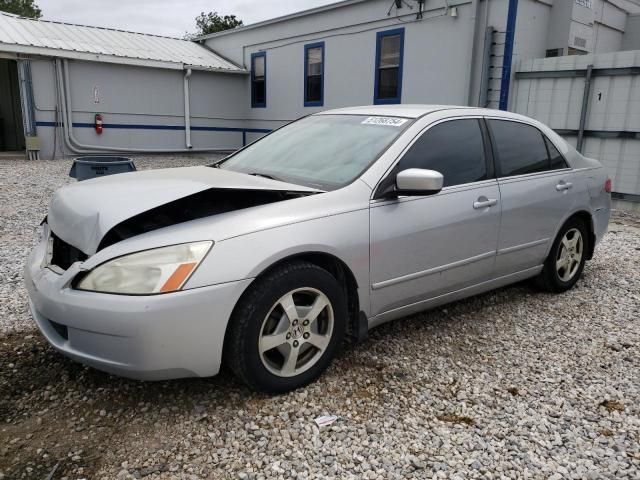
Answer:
[216,114,412,190]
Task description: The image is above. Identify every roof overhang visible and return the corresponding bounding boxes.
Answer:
[0,42,248,73]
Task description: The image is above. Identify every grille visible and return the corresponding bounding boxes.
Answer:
[50,233,87,270]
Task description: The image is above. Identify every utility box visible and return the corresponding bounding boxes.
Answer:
[69,156,136,181]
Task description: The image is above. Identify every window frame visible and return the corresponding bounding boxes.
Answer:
[485,118,572,179]
[251,51,267,108]
[373,116,496,199]
[543,135,570,170]
[374,27,405,105]
[303,41,325,107]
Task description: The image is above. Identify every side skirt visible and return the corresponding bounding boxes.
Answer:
[368,265,543,329]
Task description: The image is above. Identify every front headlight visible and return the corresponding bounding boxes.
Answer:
[76,241,213,295]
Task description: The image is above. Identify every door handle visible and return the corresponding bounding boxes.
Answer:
[556,181,573,191]
[473,197,498,209]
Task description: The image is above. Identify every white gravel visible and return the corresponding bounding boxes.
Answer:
[1,156,639,479]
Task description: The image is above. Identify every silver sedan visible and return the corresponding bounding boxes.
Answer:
[25,105,611,393]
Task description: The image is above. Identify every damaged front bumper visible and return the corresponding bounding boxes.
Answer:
[24,232,252,380]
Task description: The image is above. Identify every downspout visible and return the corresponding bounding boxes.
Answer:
[58,59,230,154]
[184,68,193,149]
[55,58,89,155]
[499,0,518,111]
[465,0,480,106]
[17,60,39,159]
[576,64,594,154]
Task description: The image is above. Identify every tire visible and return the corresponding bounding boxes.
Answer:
[224,261,347,394]
[535,217,589,293]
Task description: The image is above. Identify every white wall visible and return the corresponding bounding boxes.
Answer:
[31,59,250,158]
[206,0,565,131]
[205,0,481,134]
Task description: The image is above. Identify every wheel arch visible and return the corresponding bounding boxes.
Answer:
[551,210,596,260]
[222,251,365,361]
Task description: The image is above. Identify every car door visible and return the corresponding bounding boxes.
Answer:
[369,117,501,317]
[486,118,580,277]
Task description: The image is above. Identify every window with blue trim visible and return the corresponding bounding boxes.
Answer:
[251,52,266,108]
[304,42,324,106]
[374,28,404,104]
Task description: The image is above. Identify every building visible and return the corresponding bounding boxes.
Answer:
[0,0,639,202]
[0,11,251,159]
[199,0,640,124]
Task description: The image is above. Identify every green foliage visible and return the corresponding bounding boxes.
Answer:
[194,11,243,36]
[0,0,42,18]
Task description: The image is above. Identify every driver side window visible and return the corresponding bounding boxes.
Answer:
[398,119,488,187]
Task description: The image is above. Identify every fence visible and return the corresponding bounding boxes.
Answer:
[511,50,640,204]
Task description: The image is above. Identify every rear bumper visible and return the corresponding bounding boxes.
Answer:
[24,241,252,380]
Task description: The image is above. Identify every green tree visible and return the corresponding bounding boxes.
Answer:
[0,0,42,18]
[194,11,243,36]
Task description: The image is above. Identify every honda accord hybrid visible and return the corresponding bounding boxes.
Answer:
[25,105,611,393]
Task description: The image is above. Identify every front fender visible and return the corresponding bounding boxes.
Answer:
[185,208,371,316]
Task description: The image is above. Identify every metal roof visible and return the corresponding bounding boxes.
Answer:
[0,11,245,72]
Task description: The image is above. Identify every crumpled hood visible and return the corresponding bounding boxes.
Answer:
[48,166,320,255]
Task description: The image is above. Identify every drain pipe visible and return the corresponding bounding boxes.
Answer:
[576,64,594,154]
[57,59,230,154]
[184,68,193,149]
[499,0,518,111]
[465,0,480,106]
[55,59,90,155]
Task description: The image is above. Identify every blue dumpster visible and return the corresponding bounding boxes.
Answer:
[69,156,136,181]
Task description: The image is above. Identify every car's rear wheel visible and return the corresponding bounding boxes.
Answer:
[224,261,346,393]
[535,217,589,293]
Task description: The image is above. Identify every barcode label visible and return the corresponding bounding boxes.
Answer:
[362,116,409,127]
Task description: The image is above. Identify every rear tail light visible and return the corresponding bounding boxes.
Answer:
[604,178,612,193]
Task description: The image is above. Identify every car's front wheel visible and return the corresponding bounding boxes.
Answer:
[535,217,589,293]
[224,261,346,393]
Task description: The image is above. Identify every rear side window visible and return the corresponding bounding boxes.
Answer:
[488,120,549,177]
[545,137,568,170]
[398,119,487,187]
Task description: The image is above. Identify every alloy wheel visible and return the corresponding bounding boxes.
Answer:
[556,228,583,282]
[258,288,334,378]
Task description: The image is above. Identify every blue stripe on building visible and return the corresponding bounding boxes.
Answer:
[35,121,272,134]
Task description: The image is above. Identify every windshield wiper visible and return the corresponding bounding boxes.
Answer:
[249,172,281,181]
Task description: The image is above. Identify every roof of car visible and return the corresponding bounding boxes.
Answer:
[317,104,530,120]
[316,104,519,118]
[316,105,454,118]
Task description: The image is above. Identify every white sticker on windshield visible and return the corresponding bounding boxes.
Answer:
[361,116,408,127]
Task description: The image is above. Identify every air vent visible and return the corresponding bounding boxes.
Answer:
[575,0,592,8]
[574,36,587,48]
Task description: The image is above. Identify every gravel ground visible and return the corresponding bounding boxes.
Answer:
[1,157,639,479]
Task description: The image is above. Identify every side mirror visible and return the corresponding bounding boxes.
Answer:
[395,168,444,196]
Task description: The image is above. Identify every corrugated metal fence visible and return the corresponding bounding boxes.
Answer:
[512,50,640,201]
